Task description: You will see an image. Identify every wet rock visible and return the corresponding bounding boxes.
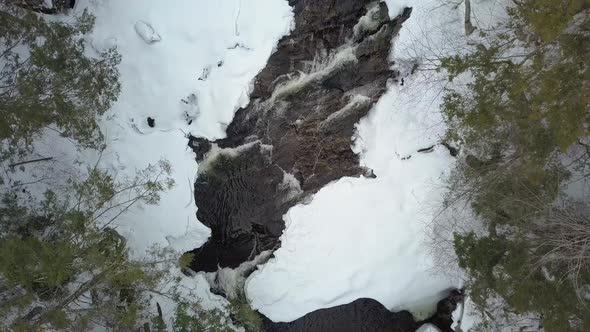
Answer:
[186,0,412,271]
[188,142,298,271]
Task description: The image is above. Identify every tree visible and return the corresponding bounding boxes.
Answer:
[0,4,246,331]
[0,4,120,159]
[0,161,176,331]
[440,0,590,330]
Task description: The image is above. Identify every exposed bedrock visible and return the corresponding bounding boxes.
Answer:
[187,0,412,273]
[264,298,418,332]
[264,289,464,332]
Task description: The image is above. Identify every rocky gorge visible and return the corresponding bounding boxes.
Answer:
[187,0,408,273]
[185,0,463,330]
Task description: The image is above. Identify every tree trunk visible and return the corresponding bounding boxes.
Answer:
[464,0,476,36]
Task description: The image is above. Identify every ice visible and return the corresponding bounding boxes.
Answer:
[270,45,357,103]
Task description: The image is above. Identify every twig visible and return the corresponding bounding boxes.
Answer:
[8,156,53,168]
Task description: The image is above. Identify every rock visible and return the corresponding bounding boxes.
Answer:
[10,0,73,14]
[441,142,459,157]
[265,289,464,332]
[188,142,295,271]
[187,136,211,161]
[186,0,411,271]
[264,298,418,332]
[420,289,465,332]
[146,117,155,128]
[134,21,162,44]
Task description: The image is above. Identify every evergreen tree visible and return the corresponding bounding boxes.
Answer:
[0,161,177,331]
[0,3,249,330]
[0,4,120,158]
[441,0,590,330]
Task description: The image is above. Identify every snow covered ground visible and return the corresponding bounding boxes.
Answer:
[68,0,293,255]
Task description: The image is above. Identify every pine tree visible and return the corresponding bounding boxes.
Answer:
[0,3,245,330]
[0,4,120,159]
[0,162,177,331]
[441,0,590,330]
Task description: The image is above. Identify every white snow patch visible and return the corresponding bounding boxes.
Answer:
[353,3,383,37]
[134,20,162,44]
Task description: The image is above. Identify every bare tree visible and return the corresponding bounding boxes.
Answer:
[534,201,590,290]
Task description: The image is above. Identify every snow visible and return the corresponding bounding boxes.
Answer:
[18,0,294,326]
[134,20,162,44]
[452,297,480,332]
[70,0,293,255]
[417,323,442,332]
[353,3,383,37]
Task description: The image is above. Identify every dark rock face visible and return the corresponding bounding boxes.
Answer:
[184,2,464,331]
[188,142,292,272]
[420,289,465,332]
[264,298,418,332]
[11,0,75,14]
[264,289,465,332]
[187,0,412,272]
